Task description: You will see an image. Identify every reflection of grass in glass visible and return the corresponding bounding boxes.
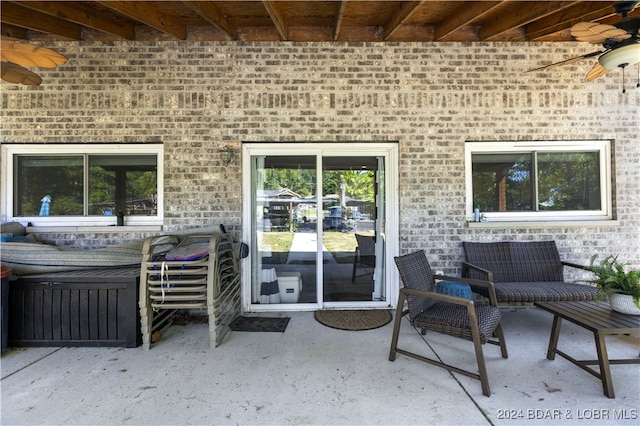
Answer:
[323,232,357,264]
[261,232,294,263]
[261,231,359,264]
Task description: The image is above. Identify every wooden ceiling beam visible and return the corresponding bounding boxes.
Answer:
[434,1,502,41]
[599,5,640,24]
[481,1,580,41]
[333,1,347,41]
[98,1,187,40]
[383,1,426,41]
[1,23,29,39]
[14,1,135,40]
[183,1,237,40]
[0,0,625,44]
[1,2,82,39]
[262,0,287,41]
[524,2,618,41]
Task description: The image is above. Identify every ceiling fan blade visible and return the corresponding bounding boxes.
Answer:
[570,22,631,44]
[526,51,602,72]
[1,61,42,85]
[0,40,68,69]
[584,62,611,81]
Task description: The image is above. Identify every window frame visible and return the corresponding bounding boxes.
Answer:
[464,140,612,222]
[1,143,163,226]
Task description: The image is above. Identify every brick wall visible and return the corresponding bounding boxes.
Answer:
[1,41,639,272]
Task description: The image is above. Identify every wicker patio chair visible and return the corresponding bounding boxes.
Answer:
[390,250,508,397]
[462,241,597,305]
[351,233,376,283]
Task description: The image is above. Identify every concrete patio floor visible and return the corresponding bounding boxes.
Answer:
[1,307,638,425]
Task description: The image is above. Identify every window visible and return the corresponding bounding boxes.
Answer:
[465,141,611,222]
[1,144,163,226]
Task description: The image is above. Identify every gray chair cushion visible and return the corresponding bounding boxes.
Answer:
[415,302,501,344]
[492,281,597,303]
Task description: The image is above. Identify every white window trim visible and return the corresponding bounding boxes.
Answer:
[1,143,164,227]
[464,140,612,222]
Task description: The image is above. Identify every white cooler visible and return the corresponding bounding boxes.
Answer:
[277,271,302,303]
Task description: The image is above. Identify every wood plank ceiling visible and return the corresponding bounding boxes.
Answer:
[1,1,637,44]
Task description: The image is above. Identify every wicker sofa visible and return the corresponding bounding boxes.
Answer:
[462,240,598,305]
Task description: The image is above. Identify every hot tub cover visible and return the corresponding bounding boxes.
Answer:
[0,235,177,275]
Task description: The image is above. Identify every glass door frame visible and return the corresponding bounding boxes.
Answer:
[241,142,399,312]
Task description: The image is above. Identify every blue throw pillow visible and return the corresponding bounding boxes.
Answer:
[436,281,474,300]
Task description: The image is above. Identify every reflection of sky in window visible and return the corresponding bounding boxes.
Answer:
[509,166,529,182]
[507,158,531,183]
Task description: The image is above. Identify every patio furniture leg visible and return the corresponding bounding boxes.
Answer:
[468,305,491,397]
[351,248,358,283]
[594,331,615,398]
[546,315,563,360]
[388,292,406,362]
[493,323,509,358]
[474,343,490,397]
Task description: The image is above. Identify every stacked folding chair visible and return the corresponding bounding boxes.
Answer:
[139,232,240,349]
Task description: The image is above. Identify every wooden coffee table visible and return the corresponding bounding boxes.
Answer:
[534,301,640,398]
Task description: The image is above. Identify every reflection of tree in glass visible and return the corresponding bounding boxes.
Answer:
[537,152,599,211]
[472,151,600,213]
[18,158,83,215]
[323,170,375,219]
[16,155,158,217]
[263,168,373,203]
[328,170,374,203]
[89,167,157,215]
[89,166,115,214]
[472,155,532,212]
[264,169,315,196]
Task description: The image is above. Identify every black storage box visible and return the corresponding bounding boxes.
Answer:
[1,264,12,354]
[8,267,141,348]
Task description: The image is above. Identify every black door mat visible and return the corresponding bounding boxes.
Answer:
[230,316,290,332]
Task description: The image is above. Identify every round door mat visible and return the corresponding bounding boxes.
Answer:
[315,309,392,331]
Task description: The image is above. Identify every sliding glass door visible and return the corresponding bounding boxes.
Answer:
[242,143,398,311]
[321,156,385,303]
